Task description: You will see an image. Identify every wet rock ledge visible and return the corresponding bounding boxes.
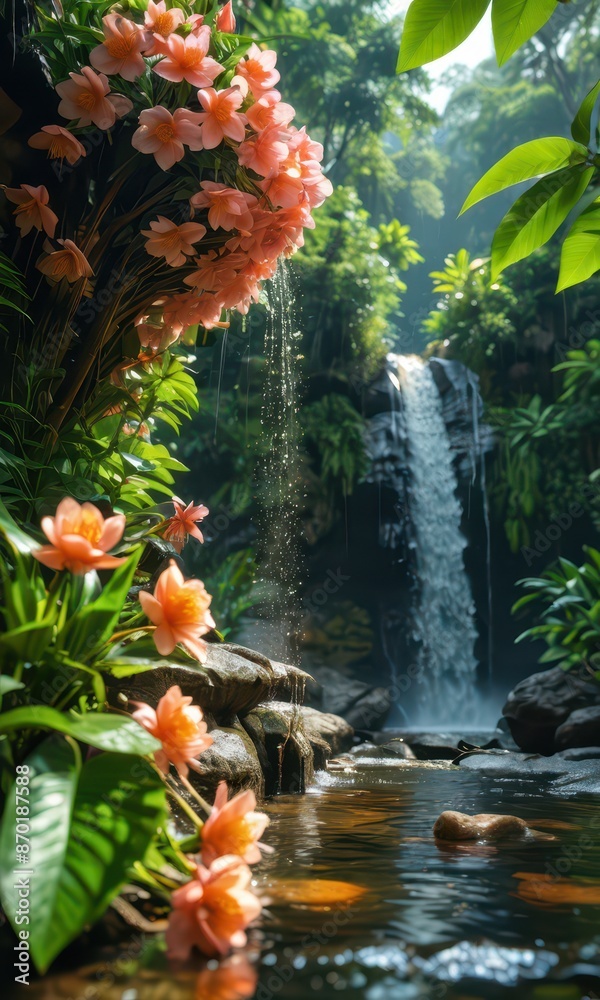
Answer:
[110,642,353,799]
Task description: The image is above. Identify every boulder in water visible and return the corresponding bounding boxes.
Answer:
[502,666,600,754]
[434,810,532,841]
[554,706,600,751]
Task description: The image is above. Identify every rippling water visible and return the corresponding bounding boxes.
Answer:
[17,762,600,1000]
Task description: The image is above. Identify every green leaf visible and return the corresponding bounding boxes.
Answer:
[491,165,594,279]
[58,547,142,659]
[460,138,589,214]
[0,706,161,755]
[397,0,490,72]
[571,79,600,147]
[557,197,600,291]
[492,0,557,67]
[0,739,167,973]
[0,736,80,973]
[0,499,40,554]
[0,676,24,696]
[0,619,57,661]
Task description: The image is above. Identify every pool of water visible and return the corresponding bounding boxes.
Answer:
[15,760,600,1000]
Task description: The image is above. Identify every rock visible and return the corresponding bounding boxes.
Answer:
[299,705,354,756]
[555,746,600,761]
[241,702,317,796]
[305,665,391,730]
[457,750,600,797]
[112,642,312,726]
[187,722,265,799]
[433,810,531,841]
[407,733,460,760]
[555,706,600,750]
[502,667,600,754]
[348,739,415,760]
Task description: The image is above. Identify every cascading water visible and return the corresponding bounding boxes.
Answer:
[396,354,478,725]
[256,261,302,664]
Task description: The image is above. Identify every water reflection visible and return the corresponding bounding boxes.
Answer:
[14,764,600,1000]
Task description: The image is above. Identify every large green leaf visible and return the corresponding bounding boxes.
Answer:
[0,740,166,972]
[58,547,142,659]
[0,499,39,554]
[397,0,490,72]
[0,706,161,754]
[492,0,557,67]
[460,137,589,214]
[491,165,594,279]
[557,198,600,292]
[0,737,80,973]
[571,79,600,147]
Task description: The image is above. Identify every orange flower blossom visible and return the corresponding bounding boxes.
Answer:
[201,781,272,866]
[131,684,213,777]
[139,559,215,661]
[141,216,207,267]
[166,855,262,959]
[28,125,86,165]
[3,184,58,238]
[162,496,209,552]
[33,497,126,574]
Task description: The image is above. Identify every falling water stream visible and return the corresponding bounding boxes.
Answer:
[256,261,302,663]
[396,354,479,726]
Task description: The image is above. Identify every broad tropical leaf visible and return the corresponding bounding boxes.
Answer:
[0,741,167,972]
[460,138,589,214]
[557,198,600,292]
[58,546,142,658]
[571,79,600,147]
[397,0,490,72]
[491,165,594,279]
[0,706,161,755]
[492,0,557,67]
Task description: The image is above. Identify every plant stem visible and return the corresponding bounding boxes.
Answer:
[179,773,213,816]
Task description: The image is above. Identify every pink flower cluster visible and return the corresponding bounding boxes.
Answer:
[20,1,332,337]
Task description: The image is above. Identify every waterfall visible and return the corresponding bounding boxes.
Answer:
[256,261,302,663]
[397,354,478,725]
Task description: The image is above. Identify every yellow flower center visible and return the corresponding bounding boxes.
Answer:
[68,508,103,544]
[106,34,136,59]
[214,103,231,124]
[78,90,97,111]
[155,123,175,143]
[153,12,175,37]
[49,137,68,159]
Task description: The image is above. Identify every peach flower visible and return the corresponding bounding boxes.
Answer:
[195,954,258,1000]
[28,125,86,165]
[232,43,279,97]
[163,496,209,552]
[246,91,295,132]
[139,559,215,661]
[163,291,228,332]
[236,124,290,178]
[143,0,185,56]
[141,216,207,266]
[131,684,213,777]
[3,184,58,238]
[36,238,93,283]
[137,321,180,354]
[153,29,224,89]
[196,86,247,148]
[190,182,257,232]
[56,65,133,129]
[166,856,262,959]
[215,1,236,34]
[33,497,125,574]
[201,781,272,866]
[131,106,203,170]
[90,14,148,81]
